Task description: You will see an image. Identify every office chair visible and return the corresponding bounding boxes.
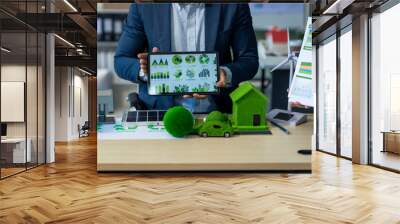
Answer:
[79,121,90,138]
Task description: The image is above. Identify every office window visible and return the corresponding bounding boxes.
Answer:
[370,3,400,171]
[339,28,352,158]
[317,36,337,154]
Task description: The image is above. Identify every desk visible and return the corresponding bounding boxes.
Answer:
[1,138,31,164]
[97,120,312,172]
[382,131,400,154]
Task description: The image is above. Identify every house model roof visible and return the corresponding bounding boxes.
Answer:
[230,81,267,102]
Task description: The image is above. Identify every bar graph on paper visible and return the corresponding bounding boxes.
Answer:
[288,17,314,107]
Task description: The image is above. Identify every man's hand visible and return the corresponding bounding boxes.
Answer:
[290,101,309,109]
[183,68,227,100]
[137,47,159,75]
[216,68,227,88]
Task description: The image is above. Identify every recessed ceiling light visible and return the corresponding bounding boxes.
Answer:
[322,0,353,15]
[63,0,78,12]
[54,34,75,48]
[1,47,11,53]
[78,67,92,76]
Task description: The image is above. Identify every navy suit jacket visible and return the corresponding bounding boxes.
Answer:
[114,3,259,113]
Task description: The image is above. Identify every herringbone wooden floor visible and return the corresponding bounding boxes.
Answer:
[1,135,400,224]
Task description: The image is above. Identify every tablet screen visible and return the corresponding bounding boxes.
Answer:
[148,52,219,95]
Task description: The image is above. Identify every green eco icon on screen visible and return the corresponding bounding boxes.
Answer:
[151,72,169,79]
[199,54,210,64]
[174,85,189,93]
[199,68,210,78]
[186,69,195,78]
[192,83,211,92]
[157,83,170,94]
[174,70,183,79]
[159,59,168,66]
[152,58,168,66]
[172,55,183,65]
[185,55,196,64]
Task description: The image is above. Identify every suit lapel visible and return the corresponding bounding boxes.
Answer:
[155,4,171,52]
[205,4,221,51]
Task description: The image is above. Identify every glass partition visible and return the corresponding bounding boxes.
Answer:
[1,30,28,178]
[370,3,400,171]
[317,36,337,155]
[0,0,46,179]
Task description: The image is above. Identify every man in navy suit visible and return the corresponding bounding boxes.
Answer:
[114,3,259,113]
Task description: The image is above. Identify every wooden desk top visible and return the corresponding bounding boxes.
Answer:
[97,120,313,172]
[1,138,27,143]
[381,131,400,134]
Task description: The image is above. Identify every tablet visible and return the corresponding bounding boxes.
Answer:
[148,52,219,95]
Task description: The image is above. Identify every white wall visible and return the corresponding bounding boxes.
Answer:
[72,73,89,138]
[54,67,69,141]
[54,67,89,141]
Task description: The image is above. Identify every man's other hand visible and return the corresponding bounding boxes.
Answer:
[290,101,309,109]
[137,47,159,75]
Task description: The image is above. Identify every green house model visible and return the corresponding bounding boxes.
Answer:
[229,81,269,132]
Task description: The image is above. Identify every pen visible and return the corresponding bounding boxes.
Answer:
[268,119,290,135]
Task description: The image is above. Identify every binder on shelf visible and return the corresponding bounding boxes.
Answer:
[97,14,127,42]
[103,15,113,41]
[97,17,103,41]
[113,15,124,41]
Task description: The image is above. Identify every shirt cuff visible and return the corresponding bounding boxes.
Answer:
[138,69,148,82]
[220,66,232,88]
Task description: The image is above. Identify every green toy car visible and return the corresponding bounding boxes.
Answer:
[196,111,234,138]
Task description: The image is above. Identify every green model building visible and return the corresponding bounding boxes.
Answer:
[229,81,269,132]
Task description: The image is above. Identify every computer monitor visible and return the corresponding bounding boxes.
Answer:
[1,123,7,137]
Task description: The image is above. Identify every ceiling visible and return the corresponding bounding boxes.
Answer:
[0,0,97,74]
[312,0,390,42]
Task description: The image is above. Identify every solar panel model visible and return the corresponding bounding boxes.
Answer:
[122,110,167,126]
